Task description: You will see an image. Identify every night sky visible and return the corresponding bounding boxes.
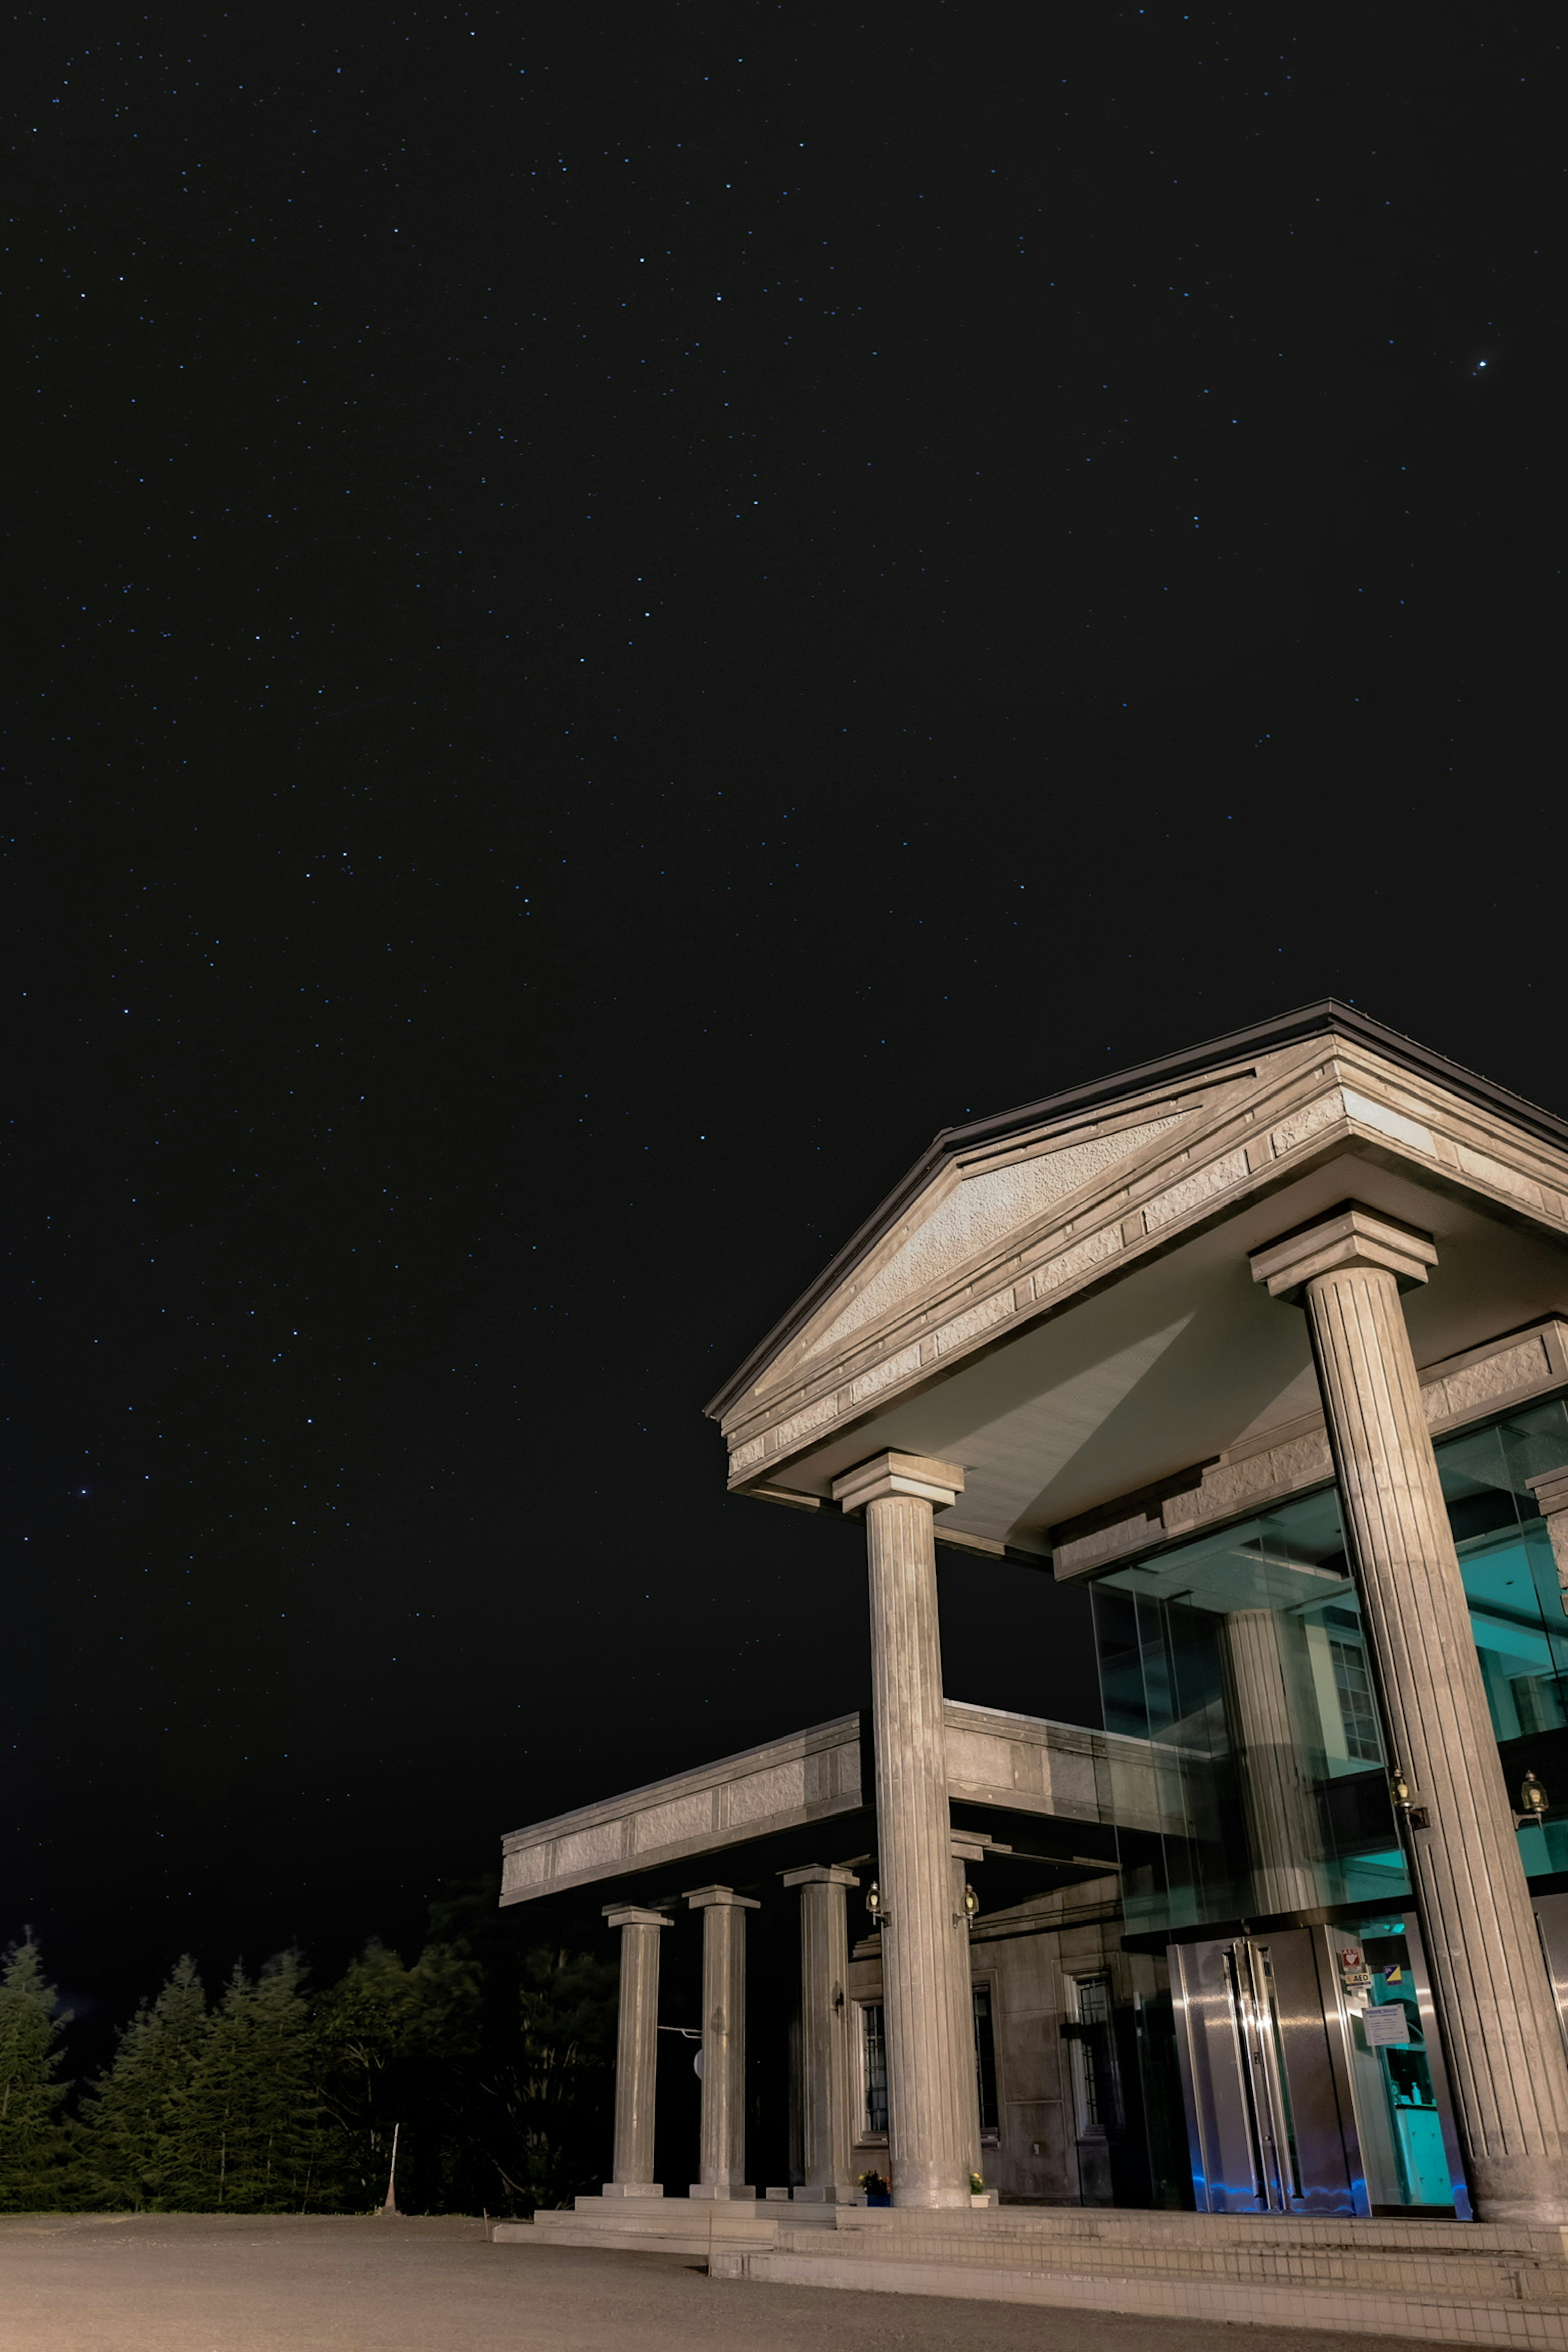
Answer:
[8,11,1563,2043]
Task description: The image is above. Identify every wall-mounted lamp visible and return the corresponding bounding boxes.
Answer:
[1389,1764,1431,1831]
[1517,1770,1550,1827]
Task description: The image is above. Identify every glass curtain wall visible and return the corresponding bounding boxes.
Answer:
[1092,1396,1568,1939]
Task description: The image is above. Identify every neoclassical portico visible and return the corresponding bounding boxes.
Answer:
[703,1003,1568,2230]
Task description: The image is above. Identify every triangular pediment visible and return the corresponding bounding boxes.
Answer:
[774,1108,1194,1383]
[709,1006,1568,1507]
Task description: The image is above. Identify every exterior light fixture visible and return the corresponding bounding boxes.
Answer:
[1518,1771,1550,1825]
[1388,1765,1431,1830]
[962,1882,980,1922]
[866,1881,886,1926]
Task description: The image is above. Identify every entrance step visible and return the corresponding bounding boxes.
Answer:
[497,2196,840,2261]
[707,2206,1568,2348]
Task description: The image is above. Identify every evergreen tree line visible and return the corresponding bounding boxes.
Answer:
[0,1895,617,2215]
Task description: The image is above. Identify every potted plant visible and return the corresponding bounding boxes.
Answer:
[858,2169,891,2207]
[969,2171,995,2208]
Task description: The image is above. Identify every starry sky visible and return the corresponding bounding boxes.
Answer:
[8,9,1564,2037]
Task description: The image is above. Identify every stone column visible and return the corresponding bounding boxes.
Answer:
[686,1885,758,2199]
[781,1864,859,2201]
[831,1451,973,2209]
[1218,1608,1323,1916]
[1252,1203,1568,2223]
[601,1904,669,2197]
[1524,1469,1568,1616]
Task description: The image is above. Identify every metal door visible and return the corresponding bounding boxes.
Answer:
[1171,1931,1359,2214]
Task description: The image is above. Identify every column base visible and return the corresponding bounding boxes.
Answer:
[1468,2153,1568,2225]
[689,2181,755,2200]
[892,2179,975,2209]
[599,2181,663,2198]
[791,2183,858,2203]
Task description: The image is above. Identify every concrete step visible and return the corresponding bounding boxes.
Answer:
[497,2196,839,2261]
[708,2207,1568,2348]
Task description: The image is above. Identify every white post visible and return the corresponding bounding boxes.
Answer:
[601,1904,669,2196]
[781,1864,859,2201]
[1252,1204,1568,2223]
[832,1451,974,2209]
[686,1884,758,2199]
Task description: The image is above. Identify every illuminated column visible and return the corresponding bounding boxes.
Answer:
[781,1864,859,2201]
[831,1451,974,2209]
[686,1885,758,2198]
[601,1904,669,2196]
[1252,1204,1568,2223]
[1218,1608,1323,1916]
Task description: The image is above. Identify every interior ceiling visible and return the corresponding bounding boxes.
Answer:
[768,1146,1568,1554]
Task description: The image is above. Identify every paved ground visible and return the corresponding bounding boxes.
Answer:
[0,2213,1460,2352]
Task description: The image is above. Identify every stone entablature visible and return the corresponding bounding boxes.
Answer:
[715,1033,1568,1496]
[500,1714,863,1906]
[501,1701,1195,1906]
[943,1700,1194,1838]
[1052,1315,1568,1580]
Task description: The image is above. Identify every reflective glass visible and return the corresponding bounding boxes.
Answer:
[1089,1393,1568,1937]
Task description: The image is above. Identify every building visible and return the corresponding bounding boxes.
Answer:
[496,1003,1568,2329]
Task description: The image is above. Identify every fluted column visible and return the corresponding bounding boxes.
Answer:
[832,1451,973,2209]
[1218,1607,1323,1915]
[1524,1468,1568,1615]
[1252,1204,1568,2223]
[601,1904,669,2196]
[781,1864,858,2200]
[686,1884,758,2199]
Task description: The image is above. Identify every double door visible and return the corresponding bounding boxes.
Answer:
[1170,1919,1466,2217]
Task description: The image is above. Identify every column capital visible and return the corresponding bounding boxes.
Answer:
[683,1884,760,1911]
[1249,1201,1437,1305]
[831,1451,965,1514]
[602,1904,671,1929]
[780,1864,861,1889]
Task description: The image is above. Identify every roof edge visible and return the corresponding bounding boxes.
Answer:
[703,1001,1568,1421]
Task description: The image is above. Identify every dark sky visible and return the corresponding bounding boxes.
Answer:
[7,9,1563,2039]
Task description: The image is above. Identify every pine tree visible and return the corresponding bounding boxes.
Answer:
[183,1954,334,2211]
[0,1941,72,2211]
[78,1956,212,2209]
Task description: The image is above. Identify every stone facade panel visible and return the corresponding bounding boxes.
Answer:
[724,1757,807,1826]
[631,1791,715,1850]
[1142,1146,1251,1232]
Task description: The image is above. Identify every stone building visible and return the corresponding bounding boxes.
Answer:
[496,1003,1568,2332]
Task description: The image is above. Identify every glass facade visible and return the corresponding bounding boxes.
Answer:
[1091,1395,1568,1941]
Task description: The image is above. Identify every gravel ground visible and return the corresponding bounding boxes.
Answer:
[0,2212,1459,2352]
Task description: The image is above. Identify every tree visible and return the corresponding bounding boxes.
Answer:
[181,1953,335,2211]
[78,1956,212,2209]
[315,1938,481,2209]
[466,1944,618,2213]
[0,1941,72,2210]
